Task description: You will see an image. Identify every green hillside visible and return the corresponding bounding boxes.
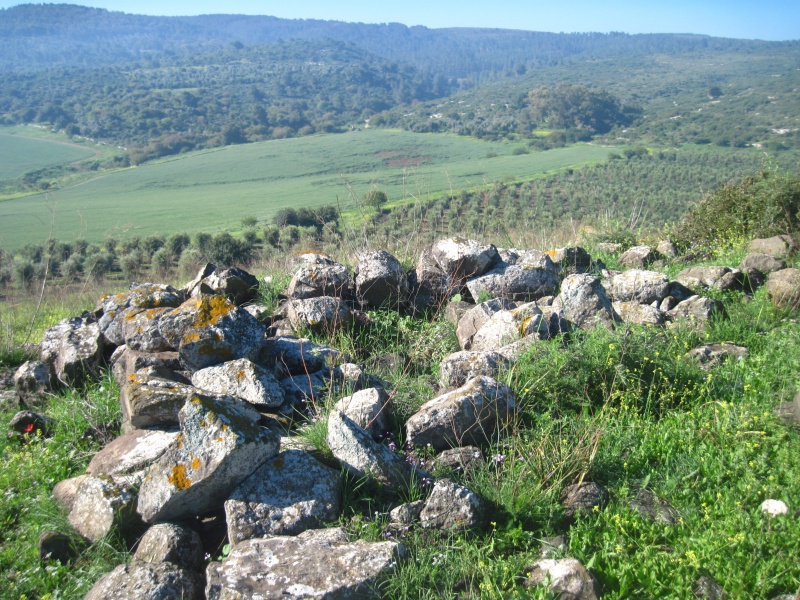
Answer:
[0,130,613,249]
[0,132,95,180]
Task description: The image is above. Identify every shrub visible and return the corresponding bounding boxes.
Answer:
[119,250,143,281]
[363,188,388,208]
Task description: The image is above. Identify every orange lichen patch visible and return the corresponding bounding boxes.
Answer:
[545,249,558,259]
[191,396,202,405]
[234,369,247,382]
[183,331,202,344]
[193,295,234,328]
[168,464,192,490]
[221,424,229,431]
[200,420,208,428]
[191,456,202,470]
[217,437,224,443]
[115,293,127,300]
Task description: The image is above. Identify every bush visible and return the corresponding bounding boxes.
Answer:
[363,189,388,208]
[205,232,253,266]
[673,170,800,251]
[119,250,143,281]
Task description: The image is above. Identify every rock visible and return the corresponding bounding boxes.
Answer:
[13,360,56,408]
[630,489,679,524]
[524,558,599,599]
[120,373,198,433]
[136,393,281,523]
[656,240,678,258]
[8,410,55,438]
[134,522,205,572]
[409,249,452,311]
[405,376,516,452]
[122,307,174,353]
[433,447,485,476]
[191,358,285,408]
[390,501,425,525]
[668,295,726,325]
[225,449,342,544]
[159,295,266,371]
[760,499,789,517]
[553,274,619,330]
[668,280,695,302]
[439,350,509,388]
[740,252,786,275]
[67,475,139,542]
[354,249,409,308]
[605,269,670,305]
[262,336,343,377]
[766,268,800,310]
[203,266,260,305]
[40,315,104,386]
[444,300,473,326]
[675,266,732,290]
[327,410,416,490]
[548,246,592,273]
[420,479,487,531]
[595,242,623,254]
[85,560,203,600]
[619,245,656,268]
[774,391,800,425]
[456,298,517,350]
[431,237,499,283]
[279,370,330,409]
[286,296,353,333]
[38,531,80,564]
[465,260,560,303]
[693,575,726,599]
[560,482,609,522]
[470,301,554,351]
[97,284,184,347]
[334,387,392,440]
[612,301,665,326]
[87,428,179,487]
[287,256,353,300]
[52,474,90,512]
[205,527,404,600]
[688,343,749,370]
[748,234,796,259]
[111,347,182,386]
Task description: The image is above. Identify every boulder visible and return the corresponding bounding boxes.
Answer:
[687,343,749,370]
[191,358,284,408]
[87,428,180,487]
[740,252,786,275]
[553,274,619,330]
[693,576,726,599]
[619,245,656,268]
[439,350,509,388]
[656,240,678,258]
[408,249,452,311]
[111,347,182,386]
[205,527,404,600]
[420,479,487,531]
[279,370,330,409]
[560,482,609,522]
[594,242,623,254]
[52,475,90,513]
[120,373,198,433]
[262,336,343,377]
[40,315,104,385]
[675,266,732,290]
[406,376,516,452]
[286,296,353,333]
[122,307,174,353]
[548,246,592,273]
[136,393,281,523]
[158,295,265,371]
[97,284,184,347]
[390,501,425,525]
[667,295,726,325]
[67,475,139,542]
[224,449,342,544]
[766,268,800,310]
[612,302,666,326]
[354,249,409,308]
[456,298,517,350]
[470,301,554,351]
[133,522,205,572]
[466,261,560,303]
[605,269,670,305]
[334,387,392,440]
[287,256,353,300]
[431,237,499,283]
[524,558,599,599]
[202,266,260,306]
[13,360,56,408]
[630,489,680,525]
[748,234,796,259]
[85,561,203,600]
[327,410,416,490]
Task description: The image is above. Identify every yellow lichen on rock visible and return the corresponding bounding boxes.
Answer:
[168,464,192,490]
[193,295,234,328]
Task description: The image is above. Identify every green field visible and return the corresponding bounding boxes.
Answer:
[0,130,615,250]
[0,131,96,180]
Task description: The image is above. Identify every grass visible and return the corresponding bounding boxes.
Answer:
[0,129,616,250]
[1,237,799,599]
[0,132,96,181]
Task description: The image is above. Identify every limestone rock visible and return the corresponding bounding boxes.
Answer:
[595,242,622,254]
[619,245,656,268]
[748,234,796,259]
[675,266,732,290]
[158,295,265,371]
[87,428,179,487]
[327,410,415,490]
[40,315,104,386]
[203,266,260,306]
[262,336,343,377]
[205,527,404,600]
[52,474,90,513]
[548,246,592,273]
[13,360,56,408]
[456,298,516,350]
[334,387,392,440]
[524,558,599,599]
[287,256,353,300]
[390,501,424,525]
[432,446,484,474]
[667,295,726,325]
[97,283,184,347]
[67,475,139,542]
[439,350,509,388]
[431,237,499,283]
[766,268,800,310]
[122,307,174,353]
[465,261,560,303]
[612,301,666,326]
[286,296,353,333]
[740,252,786,275]
[420,479,487,531]
[191,358,285,408]
[656,240,678,258]
[354,249,409,308]
[688,343,749,370]
[554,274,619,330]
[225,449,342,544]
[560,482,609,522]
[120,373,198,432]
[409,249,452,311]
[85,560,203,600]
[406,376,516,452]
[133,522,205,572]
[136,393,281,523]
[630,489,680,525]
[111,347,182,386]
[605,269,670,305]
[693,576,726,599]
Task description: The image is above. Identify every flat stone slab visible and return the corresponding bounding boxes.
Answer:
[191,358,285,408]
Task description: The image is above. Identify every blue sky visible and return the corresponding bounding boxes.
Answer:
[2,1,799,41]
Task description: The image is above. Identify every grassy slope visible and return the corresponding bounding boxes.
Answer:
[0,130,613,250]
[0,132,95,180]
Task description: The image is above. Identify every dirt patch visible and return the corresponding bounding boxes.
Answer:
[386,157,428,168]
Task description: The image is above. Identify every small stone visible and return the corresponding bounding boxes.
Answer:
[134,523,205,572]
[760,499,789,517]
[693,575,725,599]
[85,560,203,600]
[630,489,679,525]
[390,501,425,525]
[560,482,608,523]
[420,479,487,531]
[524,557,599,599]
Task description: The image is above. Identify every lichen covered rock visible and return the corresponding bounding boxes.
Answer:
[191,358,284,408]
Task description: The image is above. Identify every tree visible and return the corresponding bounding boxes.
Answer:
[363,188,388,208]
[528,84,637,134]
[708,86,723,99]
